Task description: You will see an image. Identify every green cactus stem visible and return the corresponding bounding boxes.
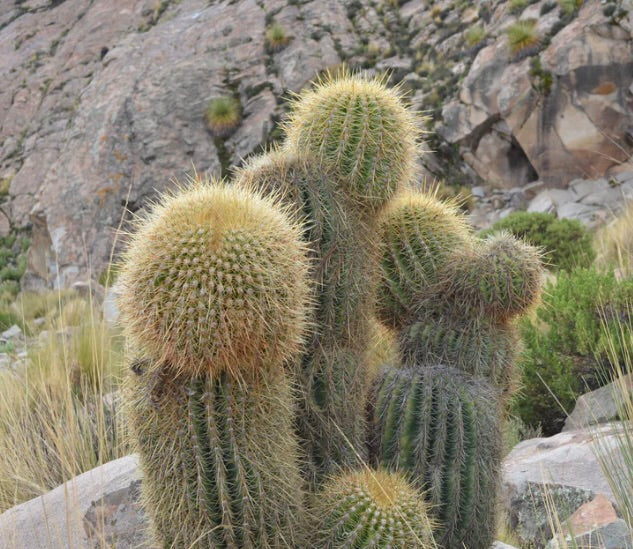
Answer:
[369,365,502,549]
[119,179,310,547]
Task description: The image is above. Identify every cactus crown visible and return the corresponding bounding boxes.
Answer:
[377,191,472,327]
[118,178,310,379]
[447,231,543,322]
[284,71,421,209]
[312,469,436,548]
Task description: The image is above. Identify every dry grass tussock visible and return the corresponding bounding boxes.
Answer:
[594,201,633,278]
[0,289,129,513]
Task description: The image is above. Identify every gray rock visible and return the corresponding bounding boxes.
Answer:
[613,171,633,184]
[523,181,547,200]
[548,519,633,549]
[492,543,520,549]
[471,186,486,198]
[528,191,555,213]
[0,455,145,549]
[502,424,629,547]
[564,375,633,431]
[1,324,22,341]
[581,187,622,207]
[569,178,610,200]
[507,482,595,547]
[556,202,599,221]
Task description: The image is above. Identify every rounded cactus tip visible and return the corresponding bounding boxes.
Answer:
[449,230,544,322]
[377,190,472,327]
[311,469,436,548]
[118,176,311,379]
[284,71,422,208]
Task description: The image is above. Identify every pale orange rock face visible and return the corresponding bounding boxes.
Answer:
[560,493,619,536]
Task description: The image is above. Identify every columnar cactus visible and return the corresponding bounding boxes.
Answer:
[119,180,310,547]
[310,469,436,548]
[370,365,501,548]
[235,73,421,486]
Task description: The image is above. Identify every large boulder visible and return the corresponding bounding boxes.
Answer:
[501,423,629,547]
[0,455,145,548]
[439,2,633,189]
[564,374,633,431]
[1,0,352,288]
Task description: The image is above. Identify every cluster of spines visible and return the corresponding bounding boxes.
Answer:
[284,72,421,211]
[370,365,501,549]
[310,469,436,548]
[127,362,304,547]
[118,179,310,379]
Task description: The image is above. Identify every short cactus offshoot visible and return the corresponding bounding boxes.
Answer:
[119,179,310,547]
[310,469,436,548]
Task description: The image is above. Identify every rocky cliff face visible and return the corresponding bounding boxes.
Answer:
[0,0,632,288]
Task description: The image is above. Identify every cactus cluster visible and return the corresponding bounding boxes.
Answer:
[119,72,542,548]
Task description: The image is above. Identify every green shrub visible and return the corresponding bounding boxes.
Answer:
[265,23,290,52]
[464,26,486,47]
[559,0,583,17]
[506,19,540,57]
[481,211,594,271]
[204,96,241,137]
[512,267,633,435]
[509,0,528,14]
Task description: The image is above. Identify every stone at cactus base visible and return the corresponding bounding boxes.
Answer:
[501,423,629,547]
[0,455,146,549]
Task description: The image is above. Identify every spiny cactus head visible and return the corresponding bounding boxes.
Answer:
[233,147,314,206]
[311,469,436,548]
[377,190,472,328]
[118,177,310,379]
[284,71,421,210]
[448,231,543,322]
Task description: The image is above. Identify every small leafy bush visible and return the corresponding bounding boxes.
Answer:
[265,23,290,52]
[204,96,241,138]
[512,267,633,435]
[480,211,594,271]
[506,19,540,58]
[509,0,528,14]
[559,0,583,17]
